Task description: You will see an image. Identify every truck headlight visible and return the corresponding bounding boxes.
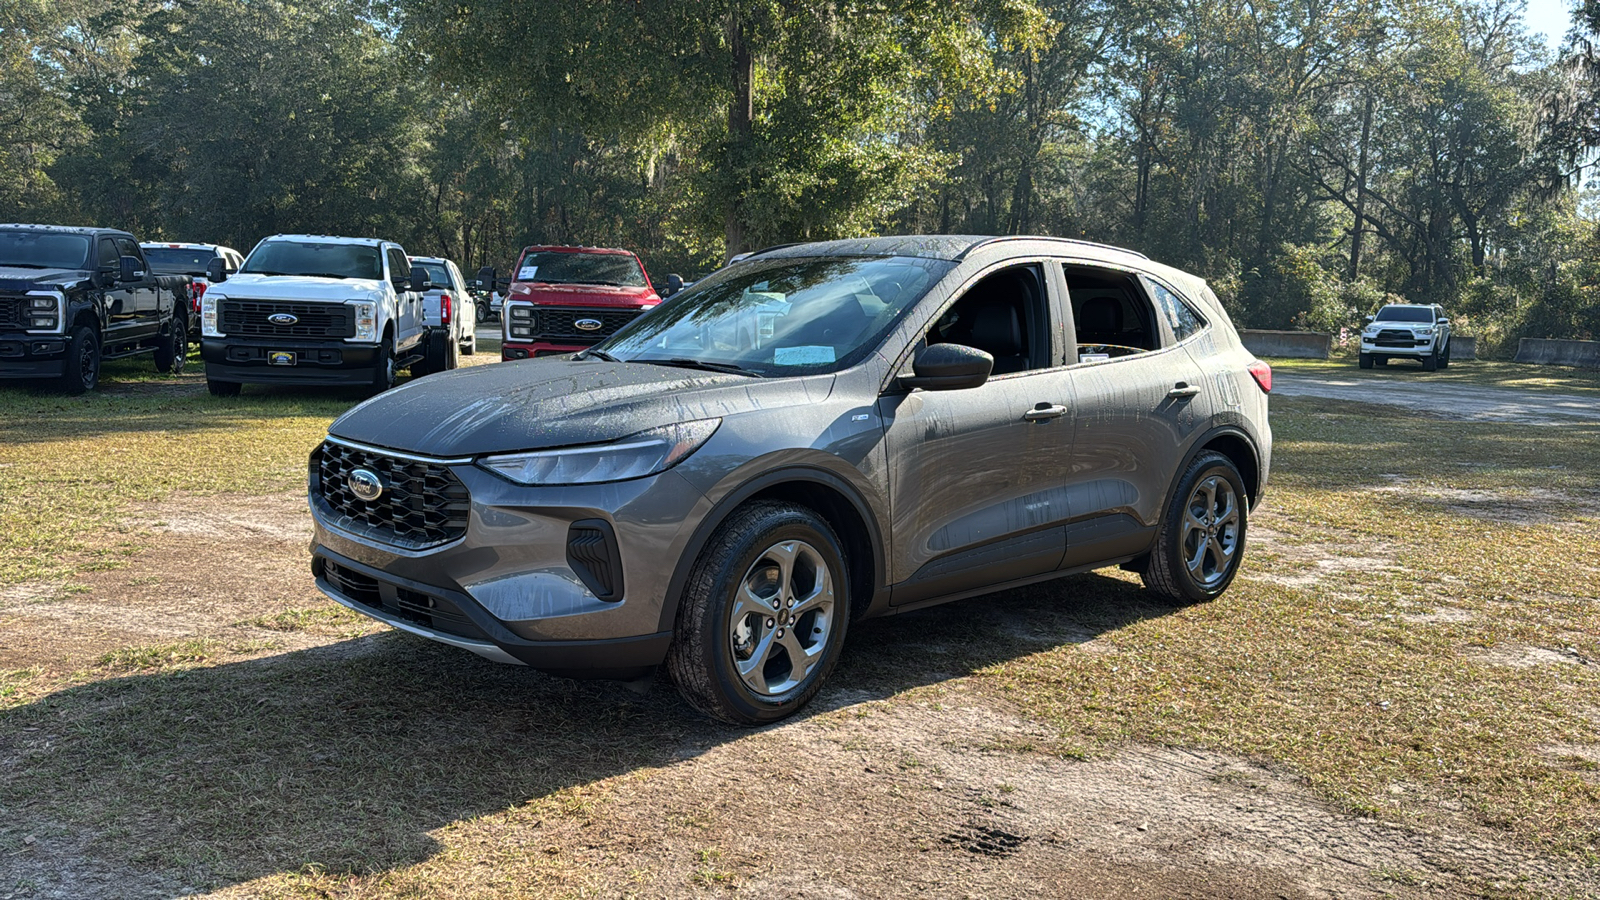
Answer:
[202,293,223,336]
[26,296,60,331]
[478,419,720,486]
[353,302,376,341]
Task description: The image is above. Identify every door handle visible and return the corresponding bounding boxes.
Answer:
[1023,403,1068,421]
[1168,383,1201,398]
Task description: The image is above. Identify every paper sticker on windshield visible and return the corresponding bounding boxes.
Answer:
[775,345,836,366]
[517,265,538,280]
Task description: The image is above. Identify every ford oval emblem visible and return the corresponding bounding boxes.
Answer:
[268,313,300,326]
[348,468,384,502]
[574,318,603,331]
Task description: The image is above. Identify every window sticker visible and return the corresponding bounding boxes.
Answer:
[774,345,836,365]
[517,265,539,280]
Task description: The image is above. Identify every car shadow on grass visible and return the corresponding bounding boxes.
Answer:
[0,570,1169,892]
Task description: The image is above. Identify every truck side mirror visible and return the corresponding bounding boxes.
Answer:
[206,258,228,283]
[664,273,684,298]
[118,256,143,284]
[410,268,427,292]
[477,266,496,289]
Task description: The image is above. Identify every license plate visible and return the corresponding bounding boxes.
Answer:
[268,351,296,366]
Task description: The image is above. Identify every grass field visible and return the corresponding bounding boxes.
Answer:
[1,351,1597,897]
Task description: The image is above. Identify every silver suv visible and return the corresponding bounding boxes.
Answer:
[1359,303,1452,370]
[307,236,1273,724]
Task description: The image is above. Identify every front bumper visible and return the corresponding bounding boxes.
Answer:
[309,450,710,677]
[0,334,69,380]
[203,337,380,385]
[502,340,585,361]
[1361,335,1436,357]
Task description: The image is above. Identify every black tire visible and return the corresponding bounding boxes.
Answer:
[370,339,397,394]
[1421,351,1438,372]
[1358,352,1373,369]
[57,325,100,395]
[462,331,476,356]
[420,330,448,375]
[1141,451,1249,604]
[476,301,488,325]
[206,378,241,397]
[1438,342,1451,369]
[667,502,850,725]
[444,334,459,370]
[1374,355,1387,367]
[153,317,187,375]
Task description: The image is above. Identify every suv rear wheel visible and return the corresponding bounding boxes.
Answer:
[1142,451,1248,603]
[668,503,849,725]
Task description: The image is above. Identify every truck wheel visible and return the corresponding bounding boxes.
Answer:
[476,301,487,325]
[1141,451,1249,604]
[444,335,459,370]
[1438,342,1451,369]
[206,378,241,397]
[1358,352,1373,369]
[154,318,187,375]
[462,331,476,356]
[370,340,397,394]
[667,502,850,725]
[58,325,100,395]
[1422,351,1438,372]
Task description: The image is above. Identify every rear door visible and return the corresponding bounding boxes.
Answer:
[114,237,162,338]
[385,247,422,347]
[98,237,141,343]
[1058,261,1209,569]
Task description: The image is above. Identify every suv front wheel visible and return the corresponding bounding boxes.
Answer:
[1142,451,1249,603]
[668,503,849,725]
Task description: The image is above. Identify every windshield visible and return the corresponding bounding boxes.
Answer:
[414,261,453,290]
[597,255,952,376]
[241,241,383,280]
[144,247,217,275]
[516,250,647,287]
[0,231,91,270]
[1375,306,1434,323]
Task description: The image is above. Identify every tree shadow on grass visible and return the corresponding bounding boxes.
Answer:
[0,571,1169,894]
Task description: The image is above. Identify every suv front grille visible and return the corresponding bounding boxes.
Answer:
[1374,328,1424,347]
[535,307,643,344]
[312,441,470,549]
[222,300,355,338]
[0,296,26,330]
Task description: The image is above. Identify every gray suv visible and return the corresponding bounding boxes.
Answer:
[308,236,1272,724]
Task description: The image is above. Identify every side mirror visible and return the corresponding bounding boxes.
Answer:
[118,256,143,284]
[206,258,228,283]
[409,268,427,292]
[477,266,496,289]
[1437,317,1450,325]
[664,273,684,298]
[1363,315,1375,324]
[900,343,993,391]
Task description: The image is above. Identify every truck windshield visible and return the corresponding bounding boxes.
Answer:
[1374,306,1433,323]
[516,251,646,287]
[144,247,216,275]
[0,231,91,270]
[241,241,383,280]
[596,255,952,376]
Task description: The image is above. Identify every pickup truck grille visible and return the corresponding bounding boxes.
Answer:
[534,307,643,344]
[0,296,26,330]
[312,441,470,550]
[222,300,355,338]
[1373,328,1425,347]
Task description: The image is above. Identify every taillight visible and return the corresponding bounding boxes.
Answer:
[190,280,208,314]
[1247,359,1272,393]
[440,293,452,324]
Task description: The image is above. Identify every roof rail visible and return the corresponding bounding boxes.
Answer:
[962,235,1150,261]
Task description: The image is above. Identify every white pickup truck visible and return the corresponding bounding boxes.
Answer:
[199,234,430,396]
[407,255,477,375]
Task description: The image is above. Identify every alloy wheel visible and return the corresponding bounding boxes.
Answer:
[728,539,836,697]
[1180,474,1240,588]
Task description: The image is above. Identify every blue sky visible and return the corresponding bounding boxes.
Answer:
[1526,0,1578,51]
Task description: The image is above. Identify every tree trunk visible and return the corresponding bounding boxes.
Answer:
[1348,92,1373,281]
[724,11,754,262]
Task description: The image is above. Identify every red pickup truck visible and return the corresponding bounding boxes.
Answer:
[494,246,661,360]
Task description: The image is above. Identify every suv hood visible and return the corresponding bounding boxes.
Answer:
[328,358,835,458]
[0,266,90,290]
[213,273,386,301]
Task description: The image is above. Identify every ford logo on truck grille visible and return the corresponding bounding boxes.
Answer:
[268,313,300,326]
[348,468,384,502]
[575,318,603,331]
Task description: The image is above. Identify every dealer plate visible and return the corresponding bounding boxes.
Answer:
[268,351,296,366]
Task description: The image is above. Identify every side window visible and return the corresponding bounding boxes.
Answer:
[1148,281,1207,343]
[926,263,1050,376]
[98,239,118,268]
[114,237,141,264]
[386,248,409,281]
[1063,264,1162,362]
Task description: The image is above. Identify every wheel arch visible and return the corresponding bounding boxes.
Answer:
[1176,425,1263,510]
[657,466,887,635]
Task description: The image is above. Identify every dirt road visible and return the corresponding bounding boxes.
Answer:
[1273,372,1600,424]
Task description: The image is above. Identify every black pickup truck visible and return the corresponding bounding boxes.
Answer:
[0,224,191,393]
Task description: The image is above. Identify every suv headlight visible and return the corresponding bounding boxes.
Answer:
[202,293,223,336]
[353,302,376,341]
[478,419,720,486]
[1417,327,1434,336]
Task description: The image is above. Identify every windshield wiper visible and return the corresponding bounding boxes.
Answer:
[243,270,285,276]
[0,263,51,269]
[630,357,760,377]
[579,348,620,362]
